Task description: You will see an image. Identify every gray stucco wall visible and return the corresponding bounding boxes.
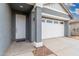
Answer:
[0,4,11,55]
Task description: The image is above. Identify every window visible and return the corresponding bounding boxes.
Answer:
[77,28,79,32]
[60,21,64,24]
[41,20,45,22]
[54,20,58,24]
[47,19,52,23]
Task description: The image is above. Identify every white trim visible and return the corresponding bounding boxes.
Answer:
[26,3,35,6]
[35,3,43,7]
[44,6,68,15]
[42,13,70,21]
[33,42,43,47]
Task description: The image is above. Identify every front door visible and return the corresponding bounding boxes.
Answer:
[15,14,26,40]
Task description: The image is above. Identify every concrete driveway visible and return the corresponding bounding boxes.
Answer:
[44,37,79,56]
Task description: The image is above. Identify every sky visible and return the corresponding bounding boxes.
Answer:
[69,3,79,18]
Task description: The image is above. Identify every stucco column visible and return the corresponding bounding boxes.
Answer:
[64,21,70,37]
[68,23,71,37]
[33,4,43,47]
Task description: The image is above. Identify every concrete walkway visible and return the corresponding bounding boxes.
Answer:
[44,37,79,56]
[5,42,34,56]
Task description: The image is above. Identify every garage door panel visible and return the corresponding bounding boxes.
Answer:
[42,18,64,39]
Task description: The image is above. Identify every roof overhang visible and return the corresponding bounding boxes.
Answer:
[26,3,35,6]
[42,13,70,21]
[69,19,79,24]
[60,3,73,19]
[9,3,34,14]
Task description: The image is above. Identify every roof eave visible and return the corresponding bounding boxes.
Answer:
[60,3,73,19]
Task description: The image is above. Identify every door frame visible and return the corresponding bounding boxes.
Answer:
[15,14,26,41]
[11,11,27,41]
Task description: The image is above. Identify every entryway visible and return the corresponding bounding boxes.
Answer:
[5,3,35,56]
[9,3,34,42]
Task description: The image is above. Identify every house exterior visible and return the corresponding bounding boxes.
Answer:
[69,20,79,36]
[0,3,76,55]
[63,3,79,36]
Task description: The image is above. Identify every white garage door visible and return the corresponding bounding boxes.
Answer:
[42,18,64,39]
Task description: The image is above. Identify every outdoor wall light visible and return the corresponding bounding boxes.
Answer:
[20,5,23,8]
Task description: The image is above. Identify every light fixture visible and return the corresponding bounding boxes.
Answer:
[19,5,23,8]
